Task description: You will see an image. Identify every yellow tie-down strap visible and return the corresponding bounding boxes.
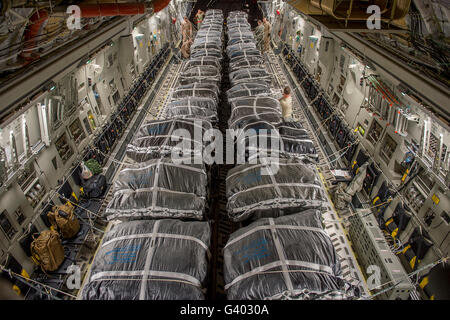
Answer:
[401,169,409,182]
[419,276,429,289]
[410,256,418,270]
[397,243,411,255]
[384,218,398,239]
[372,196,380,205]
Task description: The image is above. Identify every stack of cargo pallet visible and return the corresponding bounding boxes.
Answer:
[222,11,358,300]
[81,10,225,300]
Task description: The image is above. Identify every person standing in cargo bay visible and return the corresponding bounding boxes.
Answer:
[195,9,205,27]
[254,20,264,51]
[181,16,193,58]
[263,17,271,52]
[279,86,293,121]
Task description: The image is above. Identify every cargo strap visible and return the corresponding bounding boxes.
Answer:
[151,159,162,212]
[121,160,206,174]
[140,220,160,299]
[226,160,303,180]
[224,259,334,290]
[174,88,217,99]
[224,224,327,249]
[134,134,202,144]
[140,119,207,132]
[106,206,203,220]
[263,160,282,199]
[242,134,312,145]
[228,183,321,200]
[91,270,202,289]
[229,111,283,128]
[233,199,326,216]
[268,218,294,293]
[230,104,276,114]
[236,120,277,140]
[102,232,210,255]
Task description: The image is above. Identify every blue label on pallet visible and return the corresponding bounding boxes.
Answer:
[104,245,142,264]
[233,237,270,263]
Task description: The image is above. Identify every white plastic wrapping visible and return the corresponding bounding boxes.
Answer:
[82,219,211,300]
[126,119,213,162]
[105,158,208,221]
[228,96,282,130]
[167,97,218,123]
[226,159,328,222]
[223,211,358,299]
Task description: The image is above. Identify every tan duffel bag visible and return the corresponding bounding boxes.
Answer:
[30,230,65,272]
[47,204,80,239]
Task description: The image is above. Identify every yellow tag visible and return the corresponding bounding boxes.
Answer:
[21,268,30,279]
[12,285,21,296]
[410,256,417,269]
[391,228,398,239]
[419,276,429,289]
[401,244,411,254]
[31,255,40,265]
[432,194,440,205]
[401,169,409,182]
[139,42,143,48]
[310,42,314,48]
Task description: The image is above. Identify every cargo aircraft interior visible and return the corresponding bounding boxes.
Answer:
[0,0,449,302]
